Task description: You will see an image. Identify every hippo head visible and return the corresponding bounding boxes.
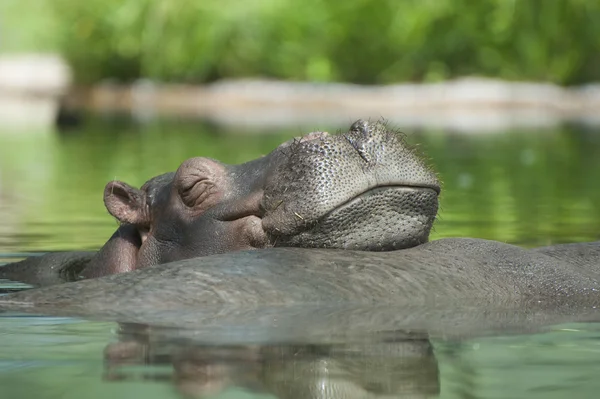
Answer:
[85,120,440,276]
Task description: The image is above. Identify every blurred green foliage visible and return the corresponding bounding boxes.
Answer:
[0,0,57,52]
[2,0,600,85]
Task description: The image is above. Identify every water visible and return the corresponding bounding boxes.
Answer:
[2,315,600,399]
[1,120,600,398]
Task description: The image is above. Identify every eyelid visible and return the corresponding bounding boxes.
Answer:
[179,179,217,210]
[179,170,207,190]
[173,158,226,212]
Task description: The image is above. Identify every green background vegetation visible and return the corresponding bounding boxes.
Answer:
[1,0,599,85]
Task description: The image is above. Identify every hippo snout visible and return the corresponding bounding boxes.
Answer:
[261,119,440,251]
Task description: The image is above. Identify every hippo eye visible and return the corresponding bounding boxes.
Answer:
[178,175,215,208]
[173,157,226,212]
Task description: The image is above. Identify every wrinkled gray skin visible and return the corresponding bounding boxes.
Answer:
[2,120,600,335]
[3,240,600,320]
[1,119,439,286]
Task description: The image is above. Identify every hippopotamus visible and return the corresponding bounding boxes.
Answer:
[1,119,600,334]
[1,119,439,286]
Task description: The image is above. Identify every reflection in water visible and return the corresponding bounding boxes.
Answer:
[3,298,600,397]
[103,324,439,398]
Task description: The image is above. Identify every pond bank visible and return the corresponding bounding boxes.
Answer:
[62,78,600,133]
[3,54,600,133]
[0,54,71,131]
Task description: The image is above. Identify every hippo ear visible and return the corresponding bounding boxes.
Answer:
[104,181,148,226]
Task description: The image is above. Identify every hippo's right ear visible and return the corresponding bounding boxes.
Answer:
[104,181,148,226]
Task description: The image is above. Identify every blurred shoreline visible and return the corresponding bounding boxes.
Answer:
[0,54,70,131]
[64,78,600,133]
[4,54,600,133]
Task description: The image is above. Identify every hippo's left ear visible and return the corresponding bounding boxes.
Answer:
[104,181,148,226]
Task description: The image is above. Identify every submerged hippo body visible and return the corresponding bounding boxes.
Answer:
[3,238,600,337]
[2,119,600,327]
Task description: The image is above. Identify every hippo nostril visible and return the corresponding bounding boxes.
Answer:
[350,119,370,135]
[344,134,371,164]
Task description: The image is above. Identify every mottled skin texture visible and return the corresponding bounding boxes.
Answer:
[2,239,600,328]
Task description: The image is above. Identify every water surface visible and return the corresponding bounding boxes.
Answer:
[1,121,600,398]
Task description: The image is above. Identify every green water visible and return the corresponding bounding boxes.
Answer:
[1,121,600,398]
